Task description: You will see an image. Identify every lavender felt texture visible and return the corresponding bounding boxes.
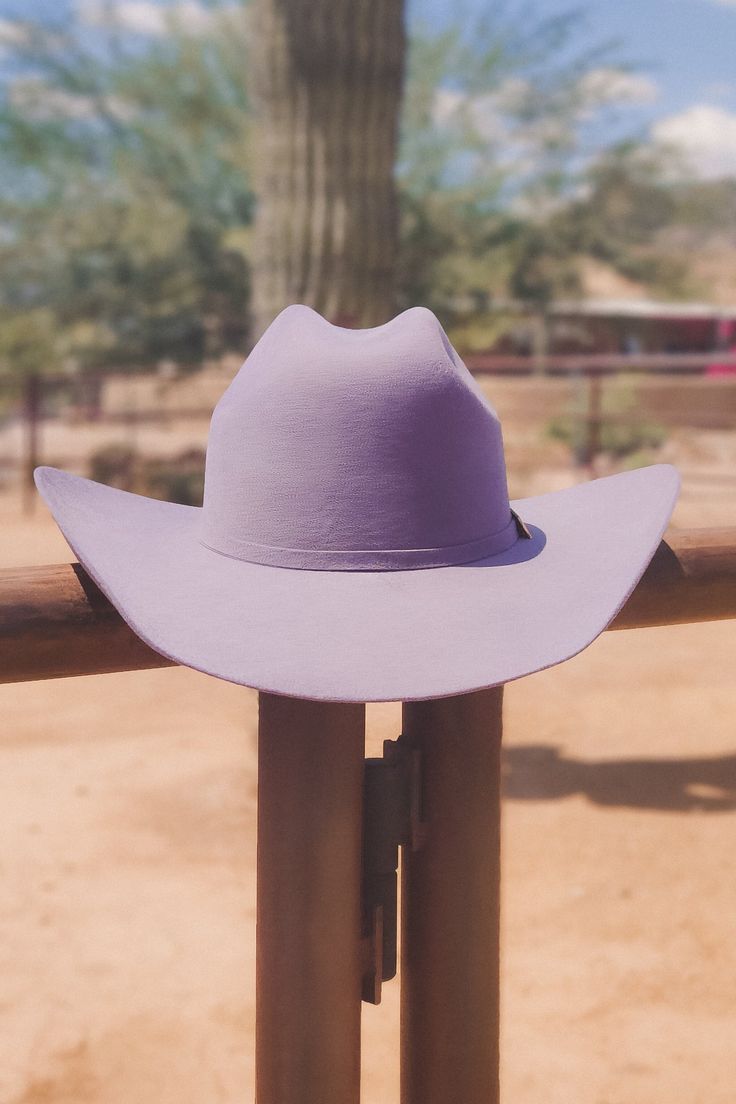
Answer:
[35,305,680,702]
[202,306,515,569]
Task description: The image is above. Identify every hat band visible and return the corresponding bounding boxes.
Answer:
[200,512,520,571]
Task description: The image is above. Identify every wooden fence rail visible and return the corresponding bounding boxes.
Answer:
[0,528,734,685]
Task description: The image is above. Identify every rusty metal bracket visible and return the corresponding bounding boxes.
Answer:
[361,736,426,1005]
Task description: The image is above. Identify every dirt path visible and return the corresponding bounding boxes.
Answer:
[1,445,735,1104]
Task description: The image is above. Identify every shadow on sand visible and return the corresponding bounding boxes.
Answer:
[502,745,736,812]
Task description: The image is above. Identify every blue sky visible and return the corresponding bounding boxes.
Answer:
[3,0,736,176]
[577,0,736,118]
[416,0,736,176]
[415,0,736,117]
[5,0,735,118]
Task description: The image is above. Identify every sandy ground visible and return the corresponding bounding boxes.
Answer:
[1,425,735,1104]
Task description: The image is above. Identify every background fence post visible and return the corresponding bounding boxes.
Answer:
[256,693,365,1104]
[585,369,602,475]
[22,372,41,515]
[400,687,503,1104]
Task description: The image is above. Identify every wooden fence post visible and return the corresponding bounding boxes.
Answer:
[256,693,365,1104]
[401,687,503,1104]
[22,372,41,515]
[585,370,602,475]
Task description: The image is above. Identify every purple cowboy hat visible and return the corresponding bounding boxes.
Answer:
[35,305,679,702]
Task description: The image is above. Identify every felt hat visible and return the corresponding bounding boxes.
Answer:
[35,305,679,702]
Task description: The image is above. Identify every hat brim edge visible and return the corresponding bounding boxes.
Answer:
[33,463,680,703]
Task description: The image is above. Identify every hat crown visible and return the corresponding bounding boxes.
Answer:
[201,305,515,570]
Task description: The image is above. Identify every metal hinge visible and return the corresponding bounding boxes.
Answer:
[361,735,426,1005]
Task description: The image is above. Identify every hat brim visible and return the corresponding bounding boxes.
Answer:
[34,464,679,702]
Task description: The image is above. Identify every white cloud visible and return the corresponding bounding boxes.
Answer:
[431,78,535,142]
[432,69,659,138]
[0,16,33,54]
[10,77,134,123]
[77,1,164,34]
[76,0,217,36]
[578,68,660,108]
[0,17,28,44]
[432,87,508,142]
[11,78,97,119]
[653,104,736,179]
[431,88,465,126]
[492,77,532,114]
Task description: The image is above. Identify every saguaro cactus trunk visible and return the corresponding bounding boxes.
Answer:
[248,0,406,337]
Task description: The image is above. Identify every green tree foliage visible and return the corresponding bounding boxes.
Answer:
[560,143,691,296]
[396,8,686,329]
[0,306,59,386]
[0,0,716,380]
[0,5,252,374]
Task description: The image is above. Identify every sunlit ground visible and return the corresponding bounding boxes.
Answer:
[0,406,735,1104]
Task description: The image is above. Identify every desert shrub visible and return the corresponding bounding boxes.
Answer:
[143,449,206,506]
[547,412,666,462]
[89,444,139,489]
[547,379,666,465]
[88,445,205,505]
